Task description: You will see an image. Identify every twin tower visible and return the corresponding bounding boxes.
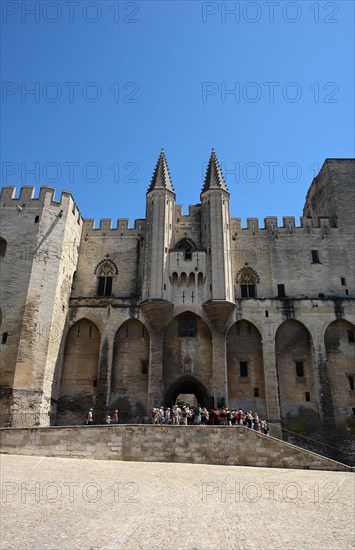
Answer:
[143,148,234,305]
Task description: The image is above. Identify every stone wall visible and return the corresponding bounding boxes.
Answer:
[0,186,82,425]
[303,158,355,233]
[0,425,352,472]
[1,158,354,450]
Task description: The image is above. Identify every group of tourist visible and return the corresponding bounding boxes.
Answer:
[151,405,269,434]
[85,405,269,434]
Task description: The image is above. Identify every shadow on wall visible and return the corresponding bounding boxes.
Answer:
[109,395,147,423]
[284,406,322,435]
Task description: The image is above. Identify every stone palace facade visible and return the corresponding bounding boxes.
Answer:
[0,152,354,447]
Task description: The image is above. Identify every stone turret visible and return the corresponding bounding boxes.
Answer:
[142,149,175,300]
[0,187,82,425]
[201,149,234,303]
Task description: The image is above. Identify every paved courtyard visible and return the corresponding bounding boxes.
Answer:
[0,454,354,550]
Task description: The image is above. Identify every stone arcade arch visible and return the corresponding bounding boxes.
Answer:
[325,319,355,424]
[57,318,100,425]
[110,319,150,422]
[164,374,212,408]
[163,313,213,402]
[227,320,266,416]
[275,320,319,434]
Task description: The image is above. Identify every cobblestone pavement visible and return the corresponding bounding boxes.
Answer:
[0,454,354,550]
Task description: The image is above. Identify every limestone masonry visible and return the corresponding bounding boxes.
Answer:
[0,152,354,457]
[0,425,352,471]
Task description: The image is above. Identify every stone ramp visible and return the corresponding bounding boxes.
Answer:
[0,425,353,471]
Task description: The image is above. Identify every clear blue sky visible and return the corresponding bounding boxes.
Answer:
[1,0,354,226]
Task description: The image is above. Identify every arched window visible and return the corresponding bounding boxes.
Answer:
[178,315,197,337]
[175,237,196,260]
[240,269,257,298]
[97,263,113,296]
[0,237,7,257]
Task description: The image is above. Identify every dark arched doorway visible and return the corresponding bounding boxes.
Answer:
[164,375,213,408]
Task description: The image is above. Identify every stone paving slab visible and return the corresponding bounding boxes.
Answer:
[0,454,354,550]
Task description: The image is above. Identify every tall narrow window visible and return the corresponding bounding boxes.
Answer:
[348,330,354,343]
[277,284,285,297]
[305,392,310,402]
[240,362,248,377]
[349,375,354,391]
[0,237,7,257]
[240,270,257,298]
[97,264,113,296]
[296,362,304,377]
[141,360,149,375]
[341,277,346,286]
[185,248,192,260]
[311,250,320,263]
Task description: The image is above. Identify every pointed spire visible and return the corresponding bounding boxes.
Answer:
[201,148,229,193]
[147,148,175,193]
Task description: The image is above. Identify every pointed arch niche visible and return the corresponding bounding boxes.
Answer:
[163,313,213,396]
[110,319,150,422]
[227,320,266,415]
[175,237,197,260]
[325,320,355,423]
[275,320,319,433]
[57,318,100,424]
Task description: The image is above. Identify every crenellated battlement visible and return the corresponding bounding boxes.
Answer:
[230,215,336,236]
[82,218,145,237]
[0,186,82,222]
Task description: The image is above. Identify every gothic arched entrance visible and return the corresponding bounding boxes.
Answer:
[164,375,213,408]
